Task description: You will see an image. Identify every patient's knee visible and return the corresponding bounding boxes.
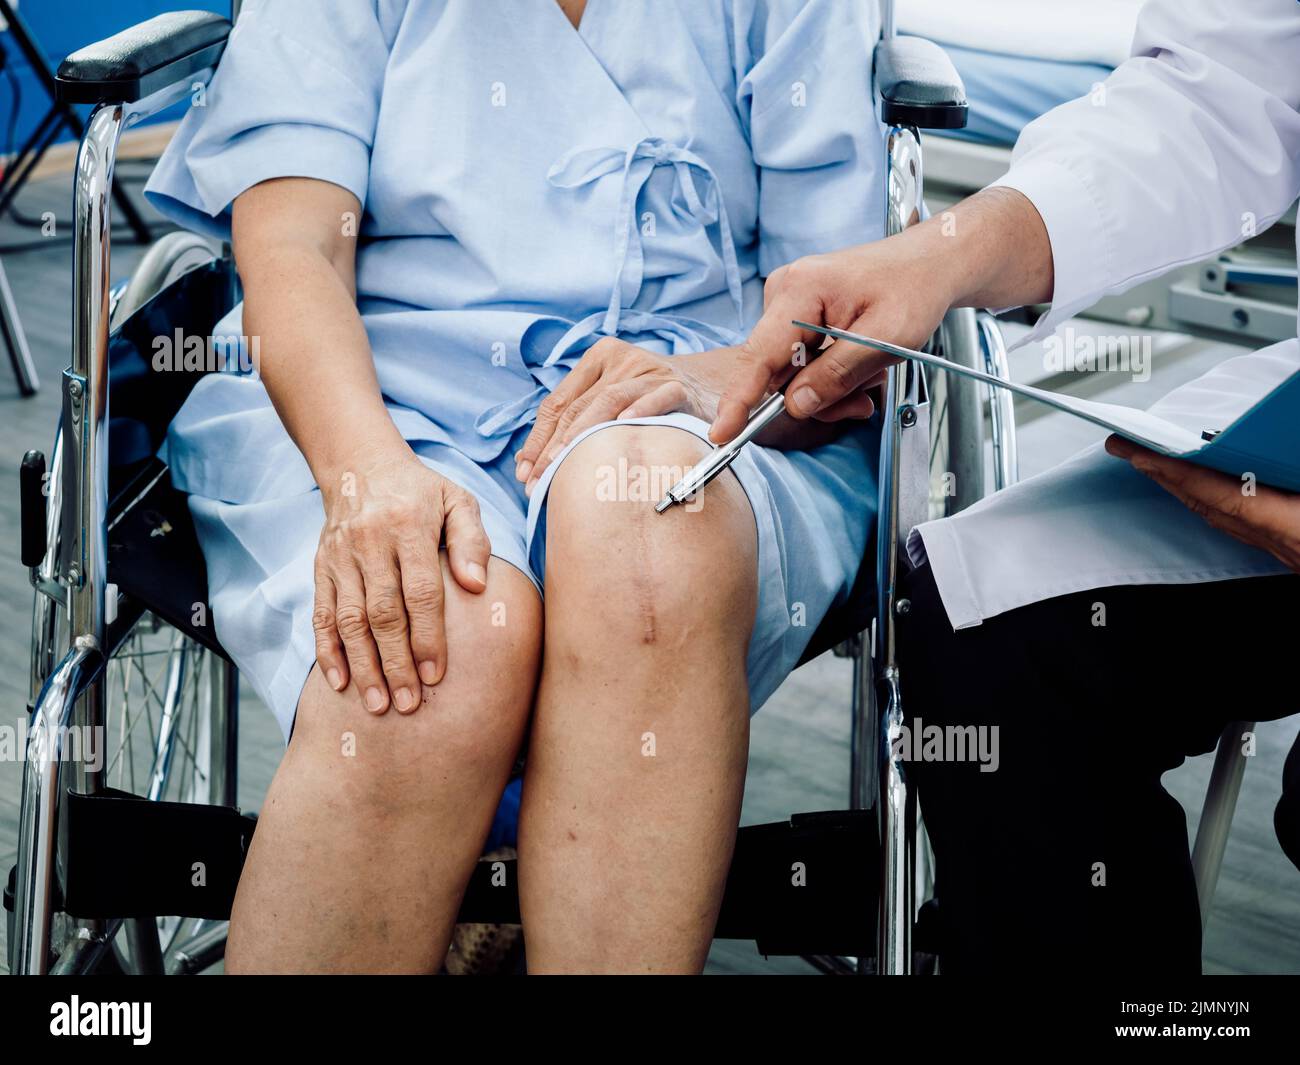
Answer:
[291,557,541,805]
[544,425,757,646]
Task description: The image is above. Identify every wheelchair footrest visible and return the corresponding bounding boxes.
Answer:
[457,810,879,956]
[59,788,255,921]
[11,803,877,954]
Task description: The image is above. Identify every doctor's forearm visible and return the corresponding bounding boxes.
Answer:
[715,187,1059,436]
[916,186,1055,312]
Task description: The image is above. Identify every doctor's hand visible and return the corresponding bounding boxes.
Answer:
[709,242,946,443]
[515,336,848,492]
[1106,436,1300,573]
[711,187,1056,444]
[514,336,734,495]
[313,449,490,715]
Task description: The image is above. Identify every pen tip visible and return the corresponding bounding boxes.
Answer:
[655,496,674,514]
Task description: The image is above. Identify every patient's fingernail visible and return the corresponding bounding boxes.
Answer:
[394,687,415,712]
[419,660,438,685]
[326,667,343,692]
[516,459,533,482]
[364,686,386,712]
[792,386,821,416]
[466,561,487,586]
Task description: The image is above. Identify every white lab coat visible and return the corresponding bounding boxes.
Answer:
[907,0,1300,629]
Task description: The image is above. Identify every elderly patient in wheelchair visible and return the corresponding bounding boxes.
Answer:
[138,0,886,972]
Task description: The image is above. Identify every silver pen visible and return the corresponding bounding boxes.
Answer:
[655,391,787,513]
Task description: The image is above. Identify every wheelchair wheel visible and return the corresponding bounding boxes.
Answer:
[25,429,237,974]
[103,617,234,974]
[110,230,218,330]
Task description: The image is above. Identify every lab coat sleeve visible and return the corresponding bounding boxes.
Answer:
[989,0,1300,347]
[144,0,407,242]
[732,0,885,275]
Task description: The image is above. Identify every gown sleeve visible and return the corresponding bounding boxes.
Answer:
[144,0,407,242]
[731,0,885,276]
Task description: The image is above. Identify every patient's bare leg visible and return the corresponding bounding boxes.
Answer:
[225,555,541,973]
[519,426,758,973]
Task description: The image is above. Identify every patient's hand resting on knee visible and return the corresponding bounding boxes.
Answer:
[312,447,491,715]
[229,178,493,717]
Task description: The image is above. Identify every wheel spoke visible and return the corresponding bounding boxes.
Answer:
[38,605,229,971]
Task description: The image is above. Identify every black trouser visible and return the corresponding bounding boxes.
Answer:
[896,563,1300,974]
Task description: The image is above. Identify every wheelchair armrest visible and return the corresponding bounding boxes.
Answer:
[55,11,232,107]
[874,36,968,131]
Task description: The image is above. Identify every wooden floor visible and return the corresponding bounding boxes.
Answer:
[0,167,1297,975]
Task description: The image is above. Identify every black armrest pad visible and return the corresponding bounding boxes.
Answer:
[874,36,968,131]
[56,11,232,106]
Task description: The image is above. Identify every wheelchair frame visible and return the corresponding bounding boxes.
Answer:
[7,0,1253,977]
[11,20,237,975]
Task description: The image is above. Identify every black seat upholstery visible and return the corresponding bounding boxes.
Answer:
[108,459,226,659]
[874,36,969,130]
[103,258,239,659]
[56,11,232,105]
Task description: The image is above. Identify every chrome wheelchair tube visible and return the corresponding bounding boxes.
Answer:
[49,926,117,976]
[879,0,895,41]
[978,311,1019,490]
[849,633,877,812]
[146,631,190,802]
[852,124,925,827]
[937,308,985,513]
[878,666,913,975]
[885,125,922,236]
[58,97,150,972]
[874,363,915,975]
[1192,720,1255,932]
[805,953,861,976]
[122,919,166,975]
[61,77,223,665]
[213,656,240,807]
[870,120,927,975]
[63,102,127,806]
[13,638,102,975]
[879,124,921,664]
[165,921,231,975]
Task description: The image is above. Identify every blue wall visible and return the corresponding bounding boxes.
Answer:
[1,1,229,151]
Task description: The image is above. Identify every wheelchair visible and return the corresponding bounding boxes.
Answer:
[3,1,1251,977]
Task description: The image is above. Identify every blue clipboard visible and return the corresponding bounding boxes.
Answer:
[794,321,1300,493]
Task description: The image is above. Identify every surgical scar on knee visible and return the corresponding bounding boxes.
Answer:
[625,439,658,646]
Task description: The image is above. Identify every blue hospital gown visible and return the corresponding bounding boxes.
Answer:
[145,0,884,739]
